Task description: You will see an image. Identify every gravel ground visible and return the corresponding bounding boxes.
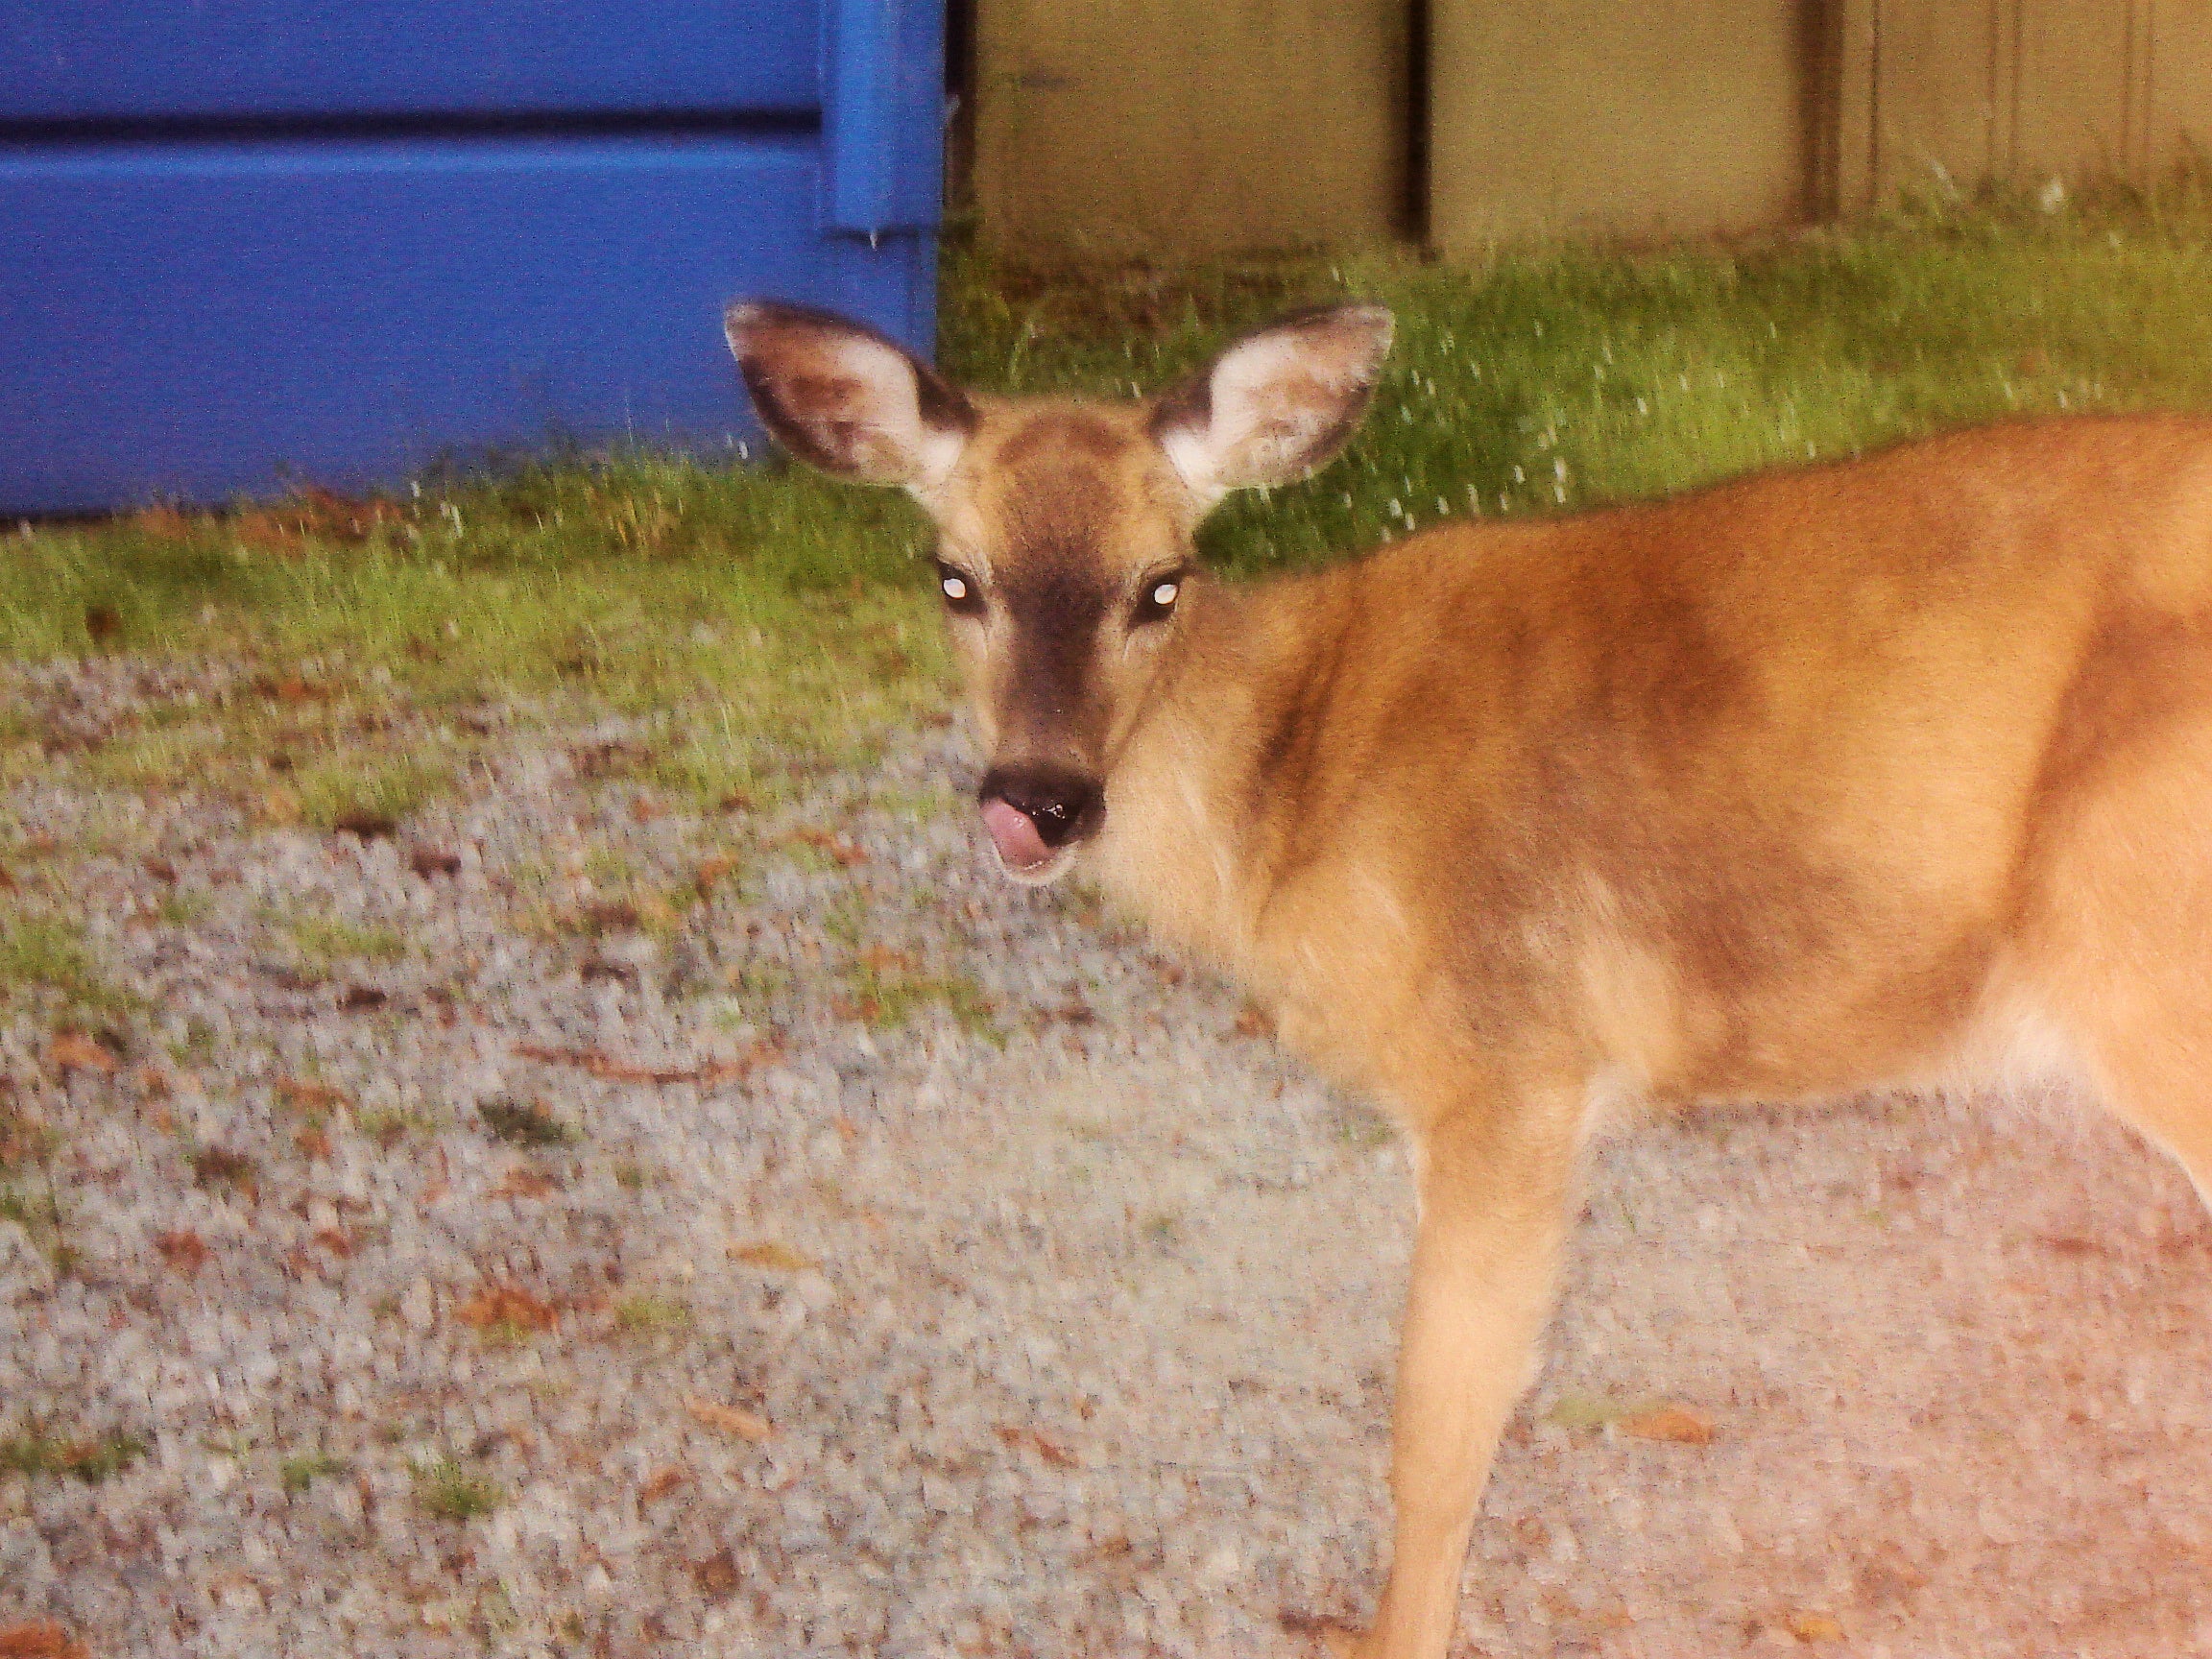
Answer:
[4,659,2210,1659]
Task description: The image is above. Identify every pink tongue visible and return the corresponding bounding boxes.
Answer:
[981,798,1052,871]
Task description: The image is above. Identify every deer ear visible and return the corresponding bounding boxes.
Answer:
[1149,303,1394,509]
[724,301,975,492]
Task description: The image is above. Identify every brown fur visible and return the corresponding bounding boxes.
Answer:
[725,301,2212,1659]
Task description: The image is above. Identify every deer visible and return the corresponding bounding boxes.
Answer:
[724,297,2212,1659]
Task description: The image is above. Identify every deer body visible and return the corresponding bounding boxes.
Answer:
[727,300,2212,1659]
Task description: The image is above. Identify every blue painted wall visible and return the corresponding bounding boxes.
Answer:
[0,1,943,513]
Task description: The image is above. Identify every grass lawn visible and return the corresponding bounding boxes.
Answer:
[7,185,2212,823]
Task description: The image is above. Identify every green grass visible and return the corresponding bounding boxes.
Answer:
[0,1429,148,1483]
[281,914,408,970]
[612,1293,692,1335]
[940,181,2212,575]
[841,959,1000,1040]
[0,912,133,1022]
[411,1455,503,1521]
[4,188,2212,817]
[478,1097,581,1147]
[279,1450,351,1496]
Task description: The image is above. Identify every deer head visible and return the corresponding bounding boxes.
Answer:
[725,300,1394,883]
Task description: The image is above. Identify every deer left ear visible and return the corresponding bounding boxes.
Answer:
[724,301,975,493]
[1149,303,1394,510]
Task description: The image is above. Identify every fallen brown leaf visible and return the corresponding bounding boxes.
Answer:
[294,1126,332,1160]
[311,1225,353,1258]
[276,1077,348,1112]
[456,1286,558,1332]
[780,828,867,866]
[48,1031,119,1075]
[996,1424,1079,1469]
[84,604,121,644]
[491,1166,560,1200]
[154,1229,209,1275]
[330,810,396,840]
[1232,1004,1274,1039]
[689,1548,741,1600]
[409,846,463,878]
[514,1042,774,1087]
[683,1394,772,1442]
[730,1240,816,1272]
[630,794,664,824]
[337,985,388,1012]
[1620,1405,1715,1446]
[1786,1610,1844,1643]
[581,901,640,933]
[638,1464,689,1503]
[0,866,14,893]
[141,856,178,884]
[0,1621,89,1659]
[693,853,740,897]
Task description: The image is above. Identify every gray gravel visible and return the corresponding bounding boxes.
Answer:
[4,657,2209,1658]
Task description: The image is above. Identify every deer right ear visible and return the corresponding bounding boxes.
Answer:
[1149,303,1394,511]
[724,301,975,493]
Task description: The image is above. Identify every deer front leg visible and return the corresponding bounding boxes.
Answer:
[1323,1100,1581,1659]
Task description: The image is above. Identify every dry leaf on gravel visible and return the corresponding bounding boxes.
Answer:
[996,1424,1080,1469]
[409,846,463,878]
[630,794,664,824]
[0,1623,89,1659]
[337,985,388,1011]
[141,856,177,883]
[1619,1405,1715,1445]
[639,1464,689,1503]
[294,1126,332,1159]
[491,1166,561,1200]
[730,1240,816,1272]
[47,1032,119,1075]
[1786,1610,1844,1642]
[455,1286,558,1333]
[153,1229,209,1275]
[779,828,867,866]
[513,1043,768,1087]
[276,1077,348,1112]
[682,1394,772,1442]
[693,854,740,897]
[330,810,396,840]
[689,1549,741,1600]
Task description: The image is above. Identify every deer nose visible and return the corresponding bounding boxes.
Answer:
[977,764,1105,851]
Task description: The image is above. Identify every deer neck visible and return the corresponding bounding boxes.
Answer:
[1086,568,1346,968]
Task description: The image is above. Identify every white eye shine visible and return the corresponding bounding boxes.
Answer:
[942,574,968,602]
[1151,580,1179,609]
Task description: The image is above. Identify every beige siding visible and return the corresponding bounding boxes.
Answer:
[970,1,2212,259]
[972,0,1408,258]
[1836,0,2207,210]
[1427,0,1815,252]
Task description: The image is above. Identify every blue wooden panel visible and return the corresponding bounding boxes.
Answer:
[0,3,821,123]
[823,0,945,232]
[0,135,934,513]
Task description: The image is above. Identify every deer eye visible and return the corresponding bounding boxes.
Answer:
[934,562,985,616]
[1135,573,1184,625]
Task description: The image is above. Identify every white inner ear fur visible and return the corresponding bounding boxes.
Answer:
[818,334,967,493]
[1161,318,1385,508]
